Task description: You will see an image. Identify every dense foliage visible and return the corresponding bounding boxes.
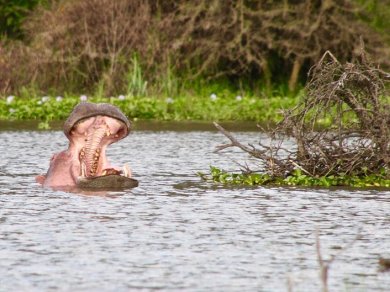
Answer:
[0,0,46,39]
[0,0,389,96]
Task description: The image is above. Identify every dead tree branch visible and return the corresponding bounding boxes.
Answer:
[215,49,390,179]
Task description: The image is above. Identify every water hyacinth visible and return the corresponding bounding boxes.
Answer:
[0,92,300,125]
[80,95,88,101]
[118,95,126,100]
[6,96,14,104]
[235,95,242,101]
[210,93,217,101]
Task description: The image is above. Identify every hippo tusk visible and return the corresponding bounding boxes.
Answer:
[122,164,132,178]
[81,161,87,177]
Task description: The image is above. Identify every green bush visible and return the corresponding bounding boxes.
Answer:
[1,0,389,95]
[0,0,46,39]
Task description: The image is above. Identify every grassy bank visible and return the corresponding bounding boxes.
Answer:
[0,91,301,129]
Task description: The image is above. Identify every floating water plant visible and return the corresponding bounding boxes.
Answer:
[0,92,298,126]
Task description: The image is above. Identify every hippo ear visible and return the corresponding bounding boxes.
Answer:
[36,175,46,185]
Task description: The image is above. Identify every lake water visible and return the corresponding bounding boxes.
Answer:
[0,123,389,291]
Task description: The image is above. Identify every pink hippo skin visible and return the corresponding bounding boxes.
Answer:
[36,102,138,190]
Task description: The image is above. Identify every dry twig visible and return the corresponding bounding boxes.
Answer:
[316,230,361,292]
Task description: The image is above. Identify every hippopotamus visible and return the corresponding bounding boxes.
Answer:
[36,102,138,190]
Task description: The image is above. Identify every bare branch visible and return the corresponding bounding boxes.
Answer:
[214,49,390,179]
[316,229,361,292]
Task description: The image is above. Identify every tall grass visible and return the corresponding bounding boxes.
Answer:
[126,55,148,97]
[158,58,180,97]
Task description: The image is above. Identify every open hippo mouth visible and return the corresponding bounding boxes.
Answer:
[65,103,130,177]
[37,102,138,190]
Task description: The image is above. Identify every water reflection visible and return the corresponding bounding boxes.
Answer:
[0,128,389,291]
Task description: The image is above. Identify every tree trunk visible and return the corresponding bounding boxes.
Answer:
[261,59,272,95]
[288,57,302,92]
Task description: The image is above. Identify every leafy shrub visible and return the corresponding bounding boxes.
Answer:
[0,0,46,39]
[22,0,154,94]
[0,0,389,95]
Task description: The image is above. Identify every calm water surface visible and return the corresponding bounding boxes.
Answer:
[0,124,389,291]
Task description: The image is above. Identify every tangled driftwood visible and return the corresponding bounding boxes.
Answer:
[216,49,390,178]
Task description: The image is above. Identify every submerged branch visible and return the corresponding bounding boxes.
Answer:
[316,229,361,292]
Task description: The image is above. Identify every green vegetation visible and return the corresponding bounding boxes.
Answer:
[0,90,301,129]
[0,0,46,39]
[1,0,389,96]
[200,166,390,188]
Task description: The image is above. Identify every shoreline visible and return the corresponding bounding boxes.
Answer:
[0,119,271,132]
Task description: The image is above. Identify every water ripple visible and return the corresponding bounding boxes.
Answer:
[0,130,389,291]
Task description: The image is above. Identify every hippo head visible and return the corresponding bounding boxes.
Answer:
[36,102,138,190]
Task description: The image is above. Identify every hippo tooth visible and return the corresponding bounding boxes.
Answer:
[122,164,131,178]
[102,169,107,176]
[81,161,87,177]
[79,147,85,158]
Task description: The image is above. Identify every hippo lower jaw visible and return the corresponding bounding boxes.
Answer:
[76,174,139,190]
[75,153,136,190]
[76,164,135,190]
